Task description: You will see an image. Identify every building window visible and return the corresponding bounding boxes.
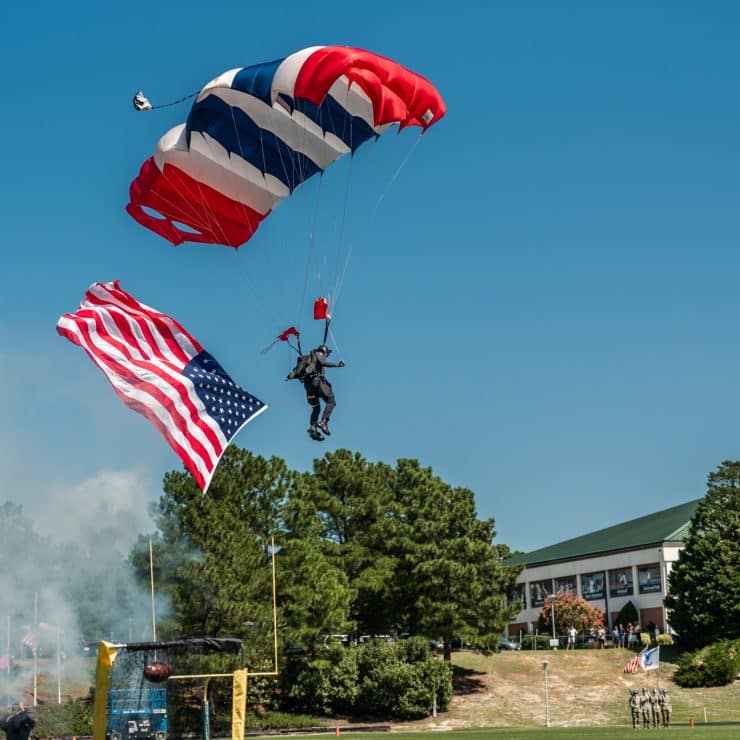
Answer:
[609,568,634,597]
[581,571,605,600]
[509,583,527,609]
[554,575,577,595]
[638,564,662,594]
[530,579,553,608]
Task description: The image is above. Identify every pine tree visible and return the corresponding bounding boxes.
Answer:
[664,460,740,648]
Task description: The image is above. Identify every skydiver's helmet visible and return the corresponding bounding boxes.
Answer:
[316,344,331,356]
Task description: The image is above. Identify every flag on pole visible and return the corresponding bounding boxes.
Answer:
[623,650,642,673]
[639,646,660,671]
[21,630,36,654]
[57,281,268,492]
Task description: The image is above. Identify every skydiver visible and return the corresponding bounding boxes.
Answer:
[287,344,345,441]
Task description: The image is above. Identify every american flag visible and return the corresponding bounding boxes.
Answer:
[21,630,36,653]
[624,649,643,673]
[57,281,268,492]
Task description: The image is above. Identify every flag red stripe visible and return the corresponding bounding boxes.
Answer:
[79,308,224,456]
[89,281,202,358]
[57,321,210,489]
[84,284,199,364]
[57,319,217,488]
[67,314,222,467]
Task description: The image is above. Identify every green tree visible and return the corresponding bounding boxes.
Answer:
[306,450,399,634]
[279,473,353,652]
[387,459,522,660]
[132,447,294,666]
[664,460,740,648]
[615,600,638,627]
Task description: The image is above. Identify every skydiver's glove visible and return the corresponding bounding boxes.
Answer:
[338,361,345,367]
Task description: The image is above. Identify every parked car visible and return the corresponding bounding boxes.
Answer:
[322,634,351,647]
[498,636,522,651]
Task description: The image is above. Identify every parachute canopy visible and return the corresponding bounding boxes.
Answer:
[127,46,446,248]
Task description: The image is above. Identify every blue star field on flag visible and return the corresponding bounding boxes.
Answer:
[185,351,265,441]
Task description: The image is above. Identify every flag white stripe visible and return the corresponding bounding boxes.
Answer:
[85,283,201,360]
[92,308,225,453]
[58,315,219,484]
[75,313,225,463]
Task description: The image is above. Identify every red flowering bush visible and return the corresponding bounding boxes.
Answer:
[537,591,604,635]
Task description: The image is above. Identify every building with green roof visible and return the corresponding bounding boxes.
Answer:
[506,498,701,638]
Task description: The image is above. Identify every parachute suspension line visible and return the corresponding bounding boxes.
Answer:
[224,106,293,325]
[373,131,423,211]
[297,103,328,333]
[330,88,355,312]
[330,246,353,317]
[232,249,287,330]
[297,171,322,334]
[152,165,233,252]
[294,102,316,323]
[327,324,343,361]
[184,133,237,247]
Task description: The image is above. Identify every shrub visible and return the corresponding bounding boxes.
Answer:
[247,711,324,731]
[537,591,604,635]
[356,649,451,720]
[397,635,430,664]
[33,698,93,737]
[280,648,357,715]
[616,601,639,626]
[279,638,451,720]
[639,632,651,648]
[674,639,740,688]
[520,634,552,650]
[657,633,673,646]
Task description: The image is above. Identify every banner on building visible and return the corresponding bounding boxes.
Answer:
[609,568,634,597]
[530,579,553,608]
[554,575,577,595]
[581,571,605,600]
[638,564,662,594]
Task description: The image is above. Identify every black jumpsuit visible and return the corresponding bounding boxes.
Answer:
[0,707,35,740]
[303,350,340,427]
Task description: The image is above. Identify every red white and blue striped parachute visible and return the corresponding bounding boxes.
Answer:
[127,46,446,248]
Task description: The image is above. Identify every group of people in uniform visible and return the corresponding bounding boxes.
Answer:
[629,687,672,729]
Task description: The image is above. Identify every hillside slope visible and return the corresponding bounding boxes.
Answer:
[398,648,740,730]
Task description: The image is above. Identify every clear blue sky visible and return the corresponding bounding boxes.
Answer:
[2,1,738,553]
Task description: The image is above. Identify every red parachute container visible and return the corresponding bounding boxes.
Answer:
[313,298,329,321]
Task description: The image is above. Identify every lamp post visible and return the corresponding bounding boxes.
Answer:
[546,592,556,640]
[542,660,550,727]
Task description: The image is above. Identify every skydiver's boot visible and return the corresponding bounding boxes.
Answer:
[317,420,331,436]
[307,426,324,441]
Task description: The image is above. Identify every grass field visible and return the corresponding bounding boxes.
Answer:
[314,729,737,740]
